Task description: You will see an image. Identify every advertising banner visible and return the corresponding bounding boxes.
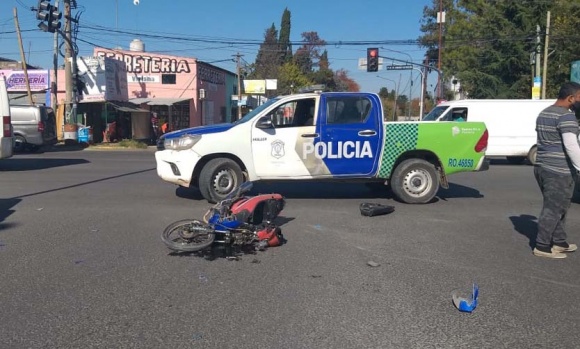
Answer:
[243,80,266,94]
[0,70,49,91]
[76,56,128,102]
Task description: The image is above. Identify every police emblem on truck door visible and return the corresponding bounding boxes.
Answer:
[271,140,285,159]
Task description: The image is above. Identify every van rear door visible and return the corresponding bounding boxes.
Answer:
[42,107,57,145]
[0,76,13,159]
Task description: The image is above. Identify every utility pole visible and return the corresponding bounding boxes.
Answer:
[422,55,428,112]
[437,0,444,99]
[535,24,542,93]
[64,0,74,124]
[397,73,402,120]
[234,52,243,120]
[52,0,60,109]
[13,7,34,105]
[542,11,551,99]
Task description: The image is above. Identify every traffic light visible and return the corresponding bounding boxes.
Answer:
[48,5,62,33]
[36,1,51,21]
[36,0,61,33]
[367,48,379,72]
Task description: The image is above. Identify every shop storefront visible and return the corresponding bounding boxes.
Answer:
[95,44,237,132]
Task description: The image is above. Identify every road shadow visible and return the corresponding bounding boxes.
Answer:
[0,158,89,171]
[168,241,287,261]
[16,143,89,154]
[0,198,21,232]
[166,216,294,261]
[175,181,485,203]
[437,182,484,201]
[8,168,155,199]
[175,186,204,200]
[488,158,534,166]
[180,181,391,201]
[509,214,537,249]
[248,181,394,200]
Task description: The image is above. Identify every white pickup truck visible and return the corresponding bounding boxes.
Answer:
[0,75,13,159]
[155,91,489,204]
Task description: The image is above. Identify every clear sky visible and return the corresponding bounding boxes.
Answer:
[1,0,438,99]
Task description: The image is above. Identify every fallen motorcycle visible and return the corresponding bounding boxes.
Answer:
[161,182,285,253]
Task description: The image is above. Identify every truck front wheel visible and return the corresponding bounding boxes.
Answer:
[199,158,244,204]
[391,159,439,204]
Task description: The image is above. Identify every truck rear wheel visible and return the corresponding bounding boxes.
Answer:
[527,146,537,165]
[199,158,243,204]
[391,159,439,204]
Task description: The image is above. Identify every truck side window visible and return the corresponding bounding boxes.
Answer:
[269,98,316,128]
[450,108,468,122]
[327,96,371,124]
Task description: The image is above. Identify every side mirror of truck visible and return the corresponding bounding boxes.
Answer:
[256,116,274,129]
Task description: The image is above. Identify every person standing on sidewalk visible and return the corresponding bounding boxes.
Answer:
[533,81,580,259]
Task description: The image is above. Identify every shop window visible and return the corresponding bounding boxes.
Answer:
[162,74,176,84]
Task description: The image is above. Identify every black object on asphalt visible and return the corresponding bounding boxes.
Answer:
[359,203,395,217]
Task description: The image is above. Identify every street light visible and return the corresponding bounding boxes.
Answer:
[381,48,413,117]
[376,75,399,120]
[410,67,425,119]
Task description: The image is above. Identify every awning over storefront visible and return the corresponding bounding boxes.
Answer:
[129,97,191,106]
[107,101,150,113]
[128,98,151,105]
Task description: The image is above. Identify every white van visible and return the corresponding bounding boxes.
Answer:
[0,75,13,159]
[422,99,556,164]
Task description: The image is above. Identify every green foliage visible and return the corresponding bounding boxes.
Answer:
[250,24,279,79]
[250,9,357,94]
[279,8,293,64]
[418,0,571,99]
[277,62,312,95]
[118,139,148,149]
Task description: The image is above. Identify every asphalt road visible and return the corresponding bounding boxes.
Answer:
[1,149,580,349]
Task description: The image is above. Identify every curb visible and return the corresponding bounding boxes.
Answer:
[47,144,157,152]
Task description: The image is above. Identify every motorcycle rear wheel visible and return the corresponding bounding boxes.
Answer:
[161,219,215,252]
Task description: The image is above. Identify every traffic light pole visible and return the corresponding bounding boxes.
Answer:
[379,54,442,105]
[64,0,74,124]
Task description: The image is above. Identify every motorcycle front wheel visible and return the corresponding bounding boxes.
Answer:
[161,219,215,252]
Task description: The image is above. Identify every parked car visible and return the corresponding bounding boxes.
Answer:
[0,75,13,159]
[10,104,57,152]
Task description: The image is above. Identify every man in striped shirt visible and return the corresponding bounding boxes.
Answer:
[534,81,580,258]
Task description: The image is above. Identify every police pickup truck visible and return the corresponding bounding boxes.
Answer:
[155,91,489,204]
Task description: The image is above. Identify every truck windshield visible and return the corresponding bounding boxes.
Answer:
[422,105,449,121]
[233,98,280,125]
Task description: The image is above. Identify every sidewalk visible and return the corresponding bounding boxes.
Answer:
[46,142,157,152]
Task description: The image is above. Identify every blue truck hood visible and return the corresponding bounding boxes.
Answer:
[163,123,235,139]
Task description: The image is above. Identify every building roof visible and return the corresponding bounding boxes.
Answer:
[129,97,192,106]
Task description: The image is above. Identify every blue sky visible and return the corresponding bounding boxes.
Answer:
[1,0,437,98]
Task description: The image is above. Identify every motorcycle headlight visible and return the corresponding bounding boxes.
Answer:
[164,134,201,150]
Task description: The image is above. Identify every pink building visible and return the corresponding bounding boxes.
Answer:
[56,41,237,143]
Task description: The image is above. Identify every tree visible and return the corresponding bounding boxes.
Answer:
[310,50,337,90]
[545,1,580,97]
[334,69,360,92]
[378,87,391,99]
[293,31,327,75]
[277,62,312,95]
[418,0,551,99]
[293,47,312,76]
[278,8,293,64]
[252,24,280,79]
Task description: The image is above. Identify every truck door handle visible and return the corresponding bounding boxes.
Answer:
[301,133,319,138]
[358,130,377,136]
